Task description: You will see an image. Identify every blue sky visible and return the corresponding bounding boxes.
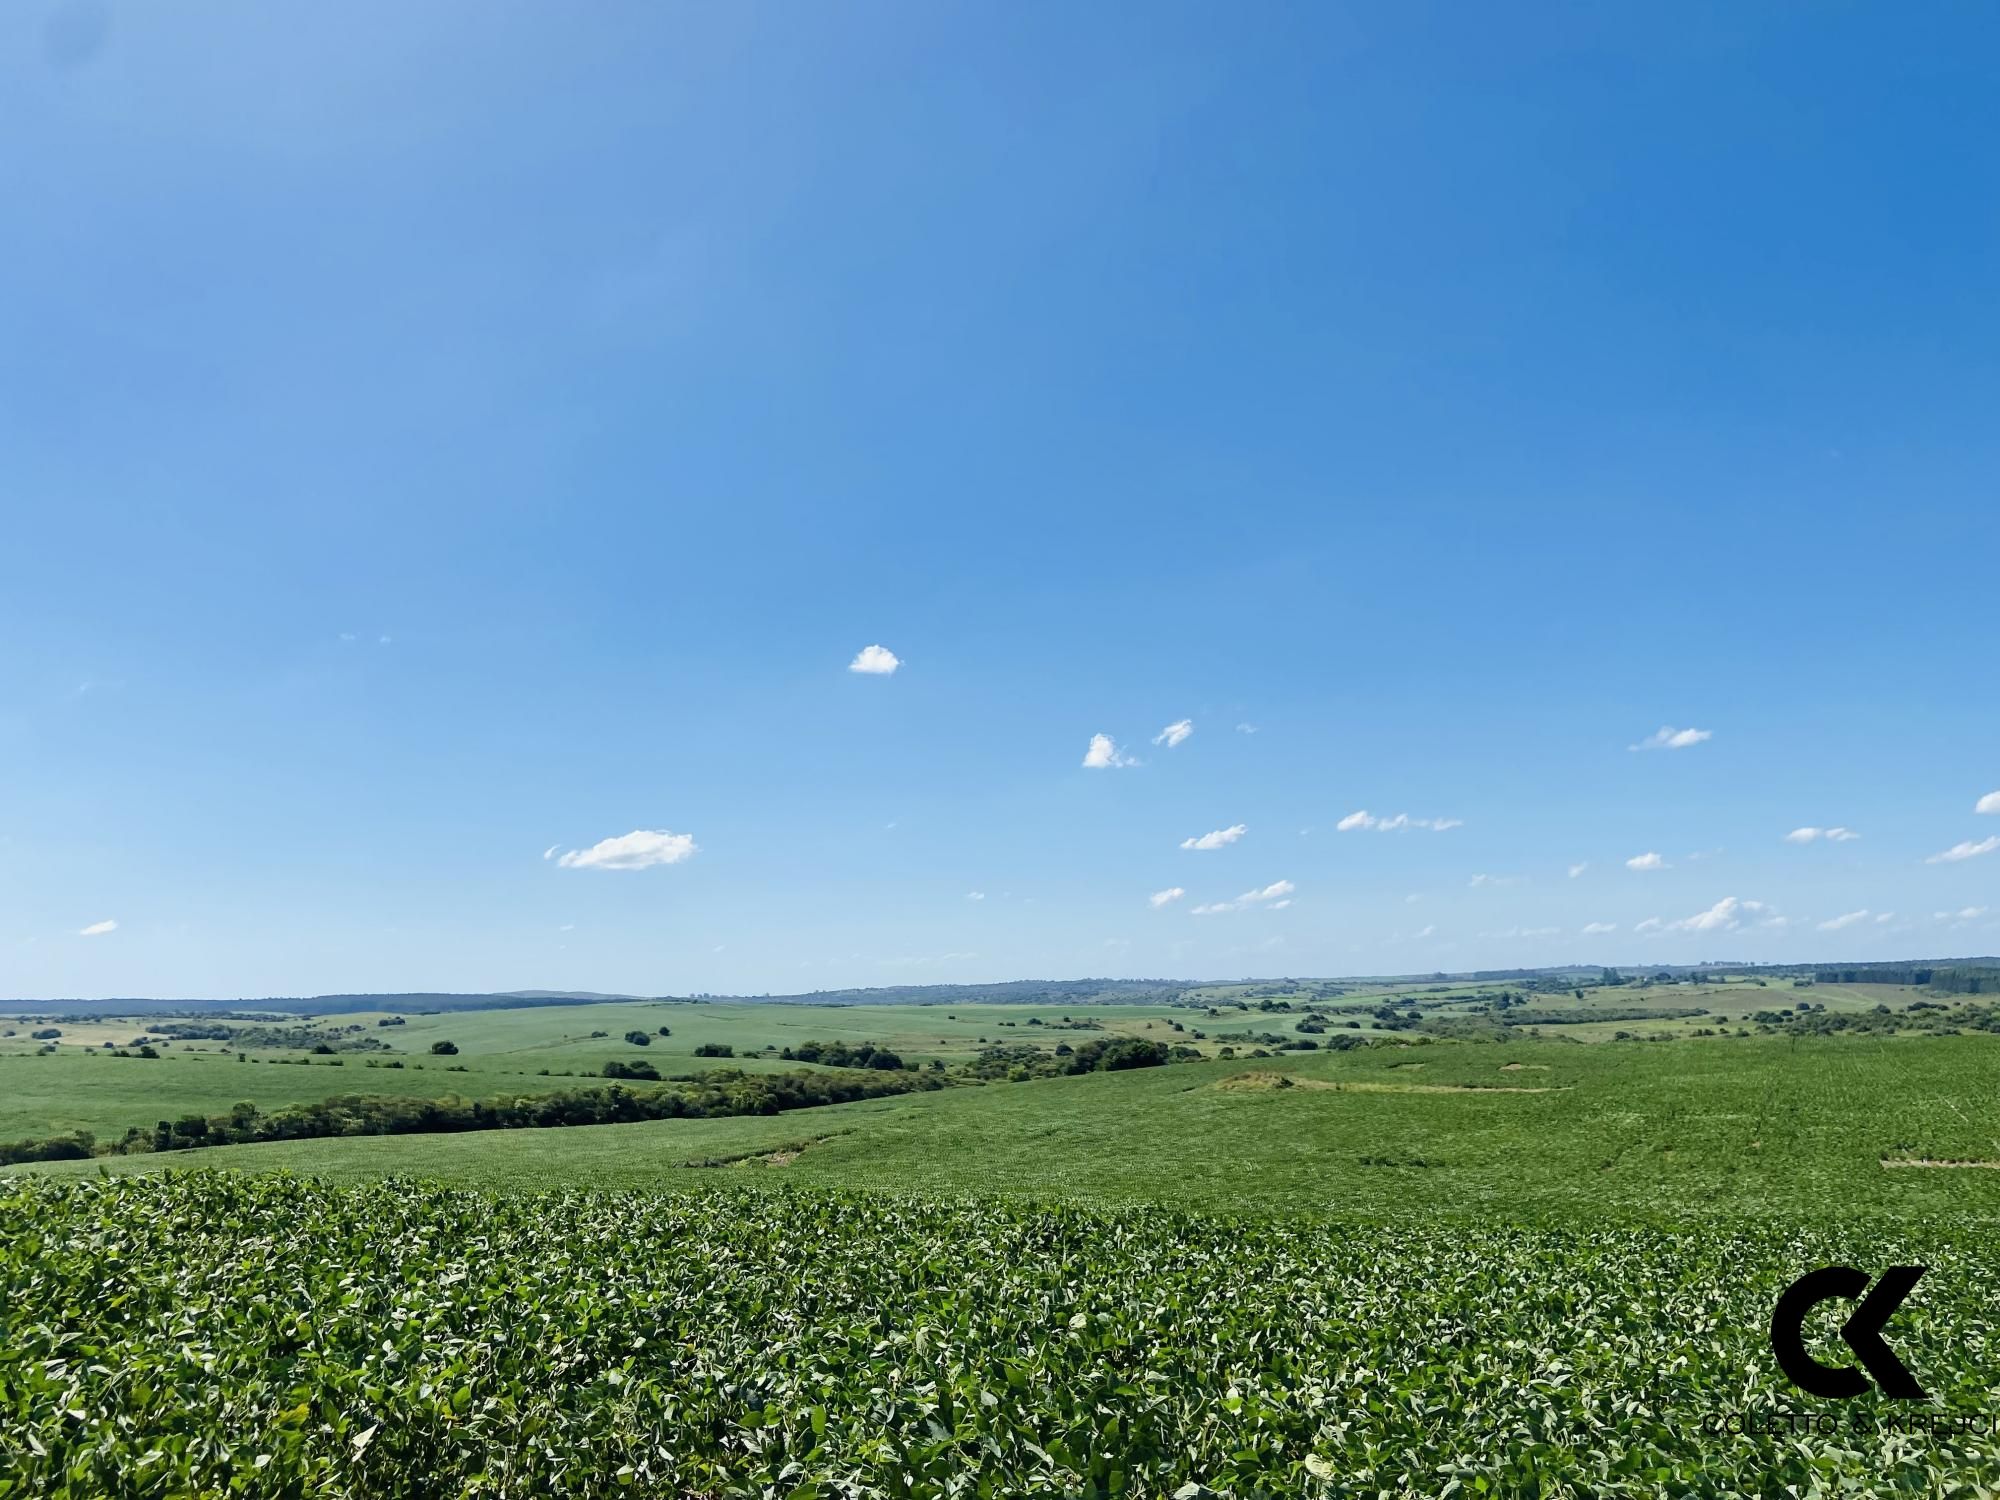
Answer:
[4,1,1997,998]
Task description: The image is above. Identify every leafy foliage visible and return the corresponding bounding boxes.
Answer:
[1,1174,1994,1496]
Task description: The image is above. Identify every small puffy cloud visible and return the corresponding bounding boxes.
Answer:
[965,891,986,901]
[1629,726,1712,752]
[1667,896,1771,934]
[1927,836,2000,865]
[1082,733,1138,769]
[1568,862,1589,879]
[1149,886,1186,908]
[1191,879,1294,915]
[1788,826,1860,844]
[1337,811,1461,833]
[1235,722,1258,734]
[1818,910,1870,932]
[1626,851,1667,871]
[1181,823,1247,850]
[1977,790,2000,815]
[555,829,699,870]
[848,644,901,675]
[1153,719,1193,749]
[78,919,117,937]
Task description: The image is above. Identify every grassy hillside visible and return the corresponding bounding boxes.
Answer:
[22,1034,2000,1219]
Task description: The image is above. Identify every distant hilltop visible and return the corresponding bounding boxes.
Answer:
[3,960,1995,1017]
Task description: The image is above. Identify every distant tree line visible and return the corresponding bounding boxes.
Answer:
[0,1067,943,1167]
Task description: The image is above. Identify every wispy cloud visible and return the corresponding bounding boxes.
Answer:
[78,919,117,937]
[1413,923,1436,938]
[1580,921,1618,935]
[1082,733,1138,769]
[965,891,986,901]
[555,829,699,870]
[1181,823,1247,850]
[1634,917,1663,934]
[1927,836,1999,865]
[1148,886,1186,909]
[1468,873,1521,888]
[847,644,901,675]
[541,844,561,861]
[1818,909,1871,932]
[1977,790,2000,815]
[1485,925,1560,939]
[1235,722,1258,735]
[1785,826,1860,844]
[1336,810,1463,832]
[1191,879,1294,915]
[1625,851,1667,871]
[1568,862,1589,879]
[1153,718,1194,749]
[1629,725,1712,752]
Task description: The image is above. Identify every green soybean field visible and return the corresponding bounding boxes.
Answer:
[3,1173,1997,1498]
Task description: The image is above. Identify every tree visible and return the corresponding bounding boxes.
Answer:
[623,1030,652,1047]
[430,1040,459,1056]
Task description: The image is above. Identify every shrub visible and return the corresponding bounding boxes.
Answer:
[623,1030,653,1047]
[693,1043,733,1058]
[430,1041,459,1056]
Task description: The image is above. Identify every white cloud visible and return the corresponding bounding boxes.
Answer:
[1580,921,1617,935]
[1568,862,1589,879]
[1191,879,1294,915]
[1149,886,1186,908]
[1467,873,1520,888]
[1927,836,2000,865]
[1666,896,1771,934]
[378,634,393,646]
[1181,823,1247,850]
[1629,725,1712,752]
[1787,826,1860,844]
[1626,851,1667,871]
[1634,917,1664,934]
[541,844,560,861]
[78,919,117,937]
[1818,910,1870,932]
[1082,733,1138,769]
[1153,719,1193,749]
[1977,790,2000,815]
[1875,912,1896,924]
[558,923,575,932]
[848,644,901,675]
[1337,810,1461,833]
[1235,722,1258,734]
[1936,906,1989,924]
[555,829,699,871]
[1414,924,1436,938]
[965,891,986,901]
